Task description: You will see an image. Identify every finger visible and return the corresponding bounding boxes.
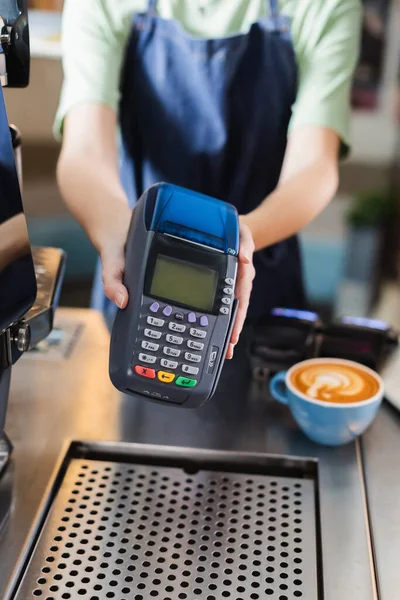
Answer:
[238,223,255,264]
[102,254,129,309]
[228,224,255,347]
[226,343,235,360]
[230,261,255,346]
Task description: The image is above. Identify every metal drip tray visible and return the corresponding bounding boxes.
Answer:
[7,443,320,600]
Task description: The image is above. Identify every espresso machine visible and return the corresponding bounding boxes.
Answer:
[0,0,65,533]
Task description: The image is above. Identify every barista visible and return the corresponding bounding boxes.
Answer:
[55,0,361,356]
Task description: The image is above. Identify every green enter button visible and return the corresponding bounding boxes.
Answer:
[176,376,197,388]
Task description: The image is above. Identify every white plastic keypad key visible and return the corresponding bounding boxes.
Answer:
[190,328,207,339]
[161,358,178,369]
[141,340,159,352]
[185,352,202,363]
[144,328,162,339]
[166,334,183,345]
[163,347,181,357]
[138,353,157,364]
[187,340,204,351]
[182,364,199,375]
[169,322,186,333]
[147,316,164,327]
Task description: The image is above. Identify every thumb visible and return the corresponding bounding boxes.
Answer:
[101,251,129,309]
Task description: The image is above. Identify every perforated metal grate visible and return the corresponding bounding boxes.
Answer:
[14,459,318,600]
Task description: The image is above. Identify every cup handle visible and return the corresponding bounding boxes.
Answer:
[269,371,289,405]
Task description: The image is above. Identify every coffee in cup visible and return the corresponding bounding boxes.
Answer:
[269,358,384,446]
[290,361,380,404]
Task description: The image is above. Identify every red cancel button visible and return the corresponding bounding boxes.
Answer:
[134,365,156,379]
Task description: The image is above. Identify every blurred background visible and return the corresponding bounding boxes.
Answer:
[4,0,400,324]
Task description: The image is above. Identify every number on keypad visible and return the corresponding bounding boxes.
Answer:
[147,316,164,327]
[164,347,181,357]
[141,340,159,352]
[161,358,178,370]
[187,340,204,351]
[166,334,183,345]
[185,352,202,363]
[169,322,186,333]
[190,328,207,339]
[144,328,162,339]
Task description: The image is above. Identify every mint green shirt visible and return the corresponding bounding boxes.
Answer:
[54,0,362,154]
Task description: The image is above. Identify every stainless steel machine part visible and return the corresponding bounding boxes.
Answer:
[10,446,319,600]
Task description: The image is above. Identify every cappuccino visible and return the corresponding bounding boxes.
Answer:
[290,361,380,404]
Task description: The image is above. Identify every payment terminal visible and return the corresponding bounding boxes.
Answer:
[110,183,239,408]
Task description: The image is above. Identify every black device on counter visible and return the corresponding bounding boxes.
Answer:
[251,308,398,376]
[250,308,321,374]
[318,315,398,371]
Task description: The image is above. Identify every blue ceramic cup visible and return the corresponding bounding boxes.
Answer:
[269,358,384,446]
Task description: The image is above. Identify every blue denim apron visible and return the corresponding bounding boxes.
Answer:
[91,0,306,328]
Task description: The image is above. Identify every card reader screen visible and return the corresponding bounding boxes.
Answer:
[150,255,218,312]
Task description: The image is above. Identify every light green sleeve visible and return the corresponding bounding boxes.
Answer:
[53,0,129,140]
[289,0,362,157]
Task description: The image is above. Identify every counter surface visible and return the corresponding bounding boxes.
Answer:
[0,308,398,599]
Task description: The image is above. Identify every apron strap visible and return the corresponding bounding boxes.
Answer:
[268,0,280,18]
[147,0,157,15]
[147,0,157,14]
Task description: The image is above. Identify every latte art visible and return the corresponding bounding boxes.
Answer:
[290,362,380,404]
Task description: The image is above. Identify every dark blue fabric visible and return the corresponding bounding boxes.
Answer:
[92,0,306,325]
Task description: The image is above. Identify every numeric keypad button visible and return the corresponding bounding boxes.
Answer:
[161,358,178,370]
[166,334,183,345]
[147,316,164,327]
[144,328,162,340]
[187,340,204,351]
[169,322,186,333]
[190,328,207,339]
[138,353,157,364]
[185,352,202,363]
[163,347,181,357]
[182,364,199,375]
[141,340,159,352]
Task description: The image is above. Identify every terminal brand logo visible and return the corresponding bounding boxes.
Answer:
[208,348,218,372]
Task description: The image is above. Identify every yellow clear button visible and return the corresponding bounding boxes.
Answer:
[157,371,175,383]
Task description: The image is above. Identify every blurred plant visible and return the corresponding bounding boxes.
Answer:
[346,188,397,228]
